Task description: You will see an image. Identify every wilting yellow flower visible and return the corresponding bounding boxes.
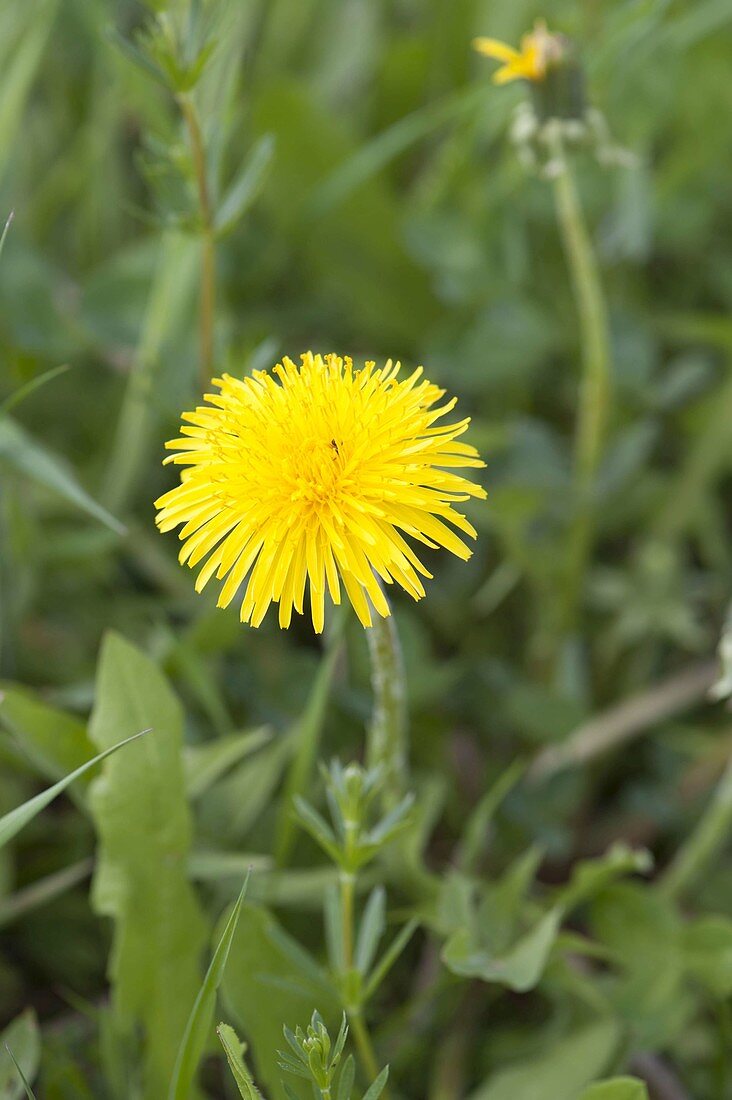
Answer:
[473,20,558,84]
[155,353,486,633]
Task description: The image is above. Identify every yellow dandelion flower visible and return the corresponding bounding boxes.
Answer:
[473,20,559,85]
[155,352,486,634]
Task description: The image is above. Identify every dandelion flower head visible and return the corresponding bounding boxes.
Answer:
[473,20,561,84]
[155,353,486,633]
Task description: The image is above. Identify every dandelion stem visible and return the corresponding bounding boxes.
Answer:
[659,755,732,902]
[549,125,611,642]
[366,602,407,809]
[178,92,215,389]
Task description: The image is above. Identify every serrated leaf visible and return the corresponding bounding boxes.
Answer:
[0,417,125,535]
[0,1012,40,1100]
[88,632,207,1100]
[217,1023,262,1099]
[169,873,250,1100]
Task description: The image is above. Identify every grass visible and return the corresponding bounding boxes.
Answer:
[1,1,732,1097]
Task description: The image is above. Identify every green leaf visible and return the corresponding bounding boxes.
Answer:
[443,906,562,993]
[361,1066,389,1100]
[456,759,526,873]
[363,918,419,1001]
[589,884,687,1048]
[0,856,92,930]
[468,1018,620,1100]
[0,1011,40,1100]
[0,363,70,417]
[0,1,58,182]
[169,873,250,1100]
[337,1054,355,1100]
[557,843,653,913]
[683,915,732,998]
[0,418,125,535]
[355,887,385,976]
[0,683,94,801]
[216,1023,262,1099]
[221,903,339,1100]
[0,730,147,851]
[215,135,276,235]
[2,1047,36,1100]
[88,632,207,1100]
[184,727,272,800]
[579,1079,649,1100]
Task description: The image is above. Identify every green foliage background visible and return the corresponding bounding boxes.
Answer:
[1,0,732,1097]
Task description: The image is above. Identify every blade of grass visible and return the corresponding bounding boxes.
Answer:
[0,729,149,850]
[168,872,251,1100]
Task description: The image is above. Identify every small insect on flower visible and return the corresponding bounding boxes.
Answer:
[473,19,563,85]
[155,353,486,633]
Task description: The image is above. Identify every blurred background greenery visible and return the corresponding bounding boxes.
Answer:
[1,0,732,1097]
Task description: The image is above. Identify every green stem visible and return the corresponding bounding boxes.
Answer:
[366,603,407,809]
[340,869,355,971]
[339,867,389,1096]
[178,92,215,389]
[660,756,732,901]
[274,609,346,867]
[549,125,611,639]
[349,1011,382,1088]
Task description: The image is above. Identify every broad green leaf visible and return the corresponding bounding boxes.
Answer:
[0,1011,40,1100]
[221,903,339,1100]
[0,730,146,850]
[683,915,732,998]
[215,135,276,235]
[217,1024,261,1099]
[589,884,688,1047]
[88,632,207,1100]
[580,1080,649,1100]
[169,874,250,1100]
[443,906,562,992]
[469,1018,620,1100]
[0,418,125,535]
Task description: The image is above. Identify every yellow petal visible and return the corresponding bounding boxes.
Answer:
[472,37,520,64]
